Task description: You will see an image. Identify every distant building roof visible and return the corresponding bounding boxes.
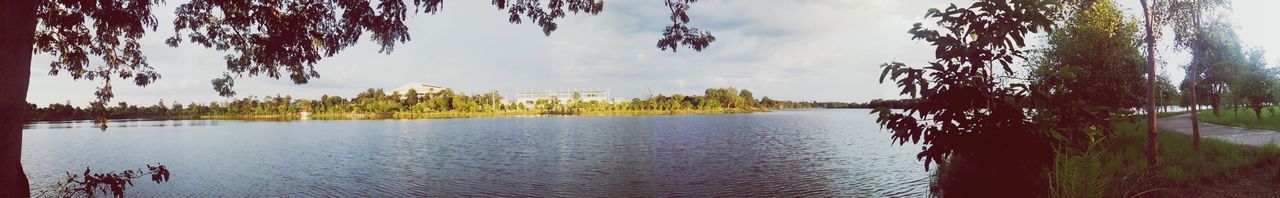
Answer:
[389,82,445,94]
[516,89,613,104]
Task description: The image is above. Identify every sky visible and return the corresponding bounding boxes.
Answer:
[26,0,1280,106]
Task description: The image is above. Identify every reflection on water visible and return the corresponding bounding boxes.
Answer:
[23,119,225,130]
[22,109,928,197]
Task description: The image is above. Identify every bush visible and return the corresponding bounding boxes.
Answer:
[1049,147,1108,198]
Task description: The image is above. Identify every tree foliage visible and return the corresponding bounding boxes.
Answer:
[34,0,162,89]
[43,164,170,198]
[1232,48,1277,120]
[1028,0,1145,151]
[1156,74,1180,109]
[875,0,1056,169]
[656,0,715,52]
[1149,0,1231,48]
[873,0,1059,195]
[1182,18,1245,115]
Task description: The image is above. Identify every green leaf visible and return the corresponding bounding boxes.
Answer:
[879,63,896,83]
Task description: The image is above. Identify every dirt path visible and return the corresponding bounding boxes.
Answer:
[1157,114,1280,147]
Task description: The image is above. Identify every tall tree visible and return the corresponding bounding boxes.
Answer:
[1156,74,1180,113]
[1138,0,1161,172]
[1185,18,1244,117]
[1234,48,1276,120]
[1030,0,1145,152]
[404,89,420,107]
[739,89,758,108]
[1152,0,1230,150]
[0,0,40,193]
[875,0,1057,195]
[1132,0,1228,168]
[1,0,715,195]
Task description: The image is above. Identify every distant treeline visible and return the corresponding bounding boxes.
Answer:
[25,87,864,122]
[781,99,917,109]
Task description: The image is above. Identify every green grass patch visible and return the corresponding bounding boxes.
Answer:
[1050,120,1280,197]
[1197,106,1280,132]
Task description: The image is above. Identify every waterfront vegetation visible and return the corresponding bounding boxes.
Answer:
[1049,117,1280,197]
[1196,106,1280,132]
[25,87,855,122]
[7,0,1280,196]
[878,0,1280,196]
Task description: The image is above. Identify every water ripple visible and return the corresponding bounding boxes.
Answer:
[22,109,928,197]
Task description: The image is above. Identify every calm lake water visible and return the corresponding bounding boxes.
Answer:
[22,109,928,197]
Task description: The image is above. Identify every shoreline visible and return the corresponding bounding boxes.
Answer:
[26,108,782,123]
[215,109,769,120]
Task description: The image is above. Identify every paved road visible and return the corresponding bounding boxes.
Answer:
[1157,114,1280,147]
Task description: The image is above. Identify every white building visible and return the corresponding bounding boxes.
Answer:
[517,89,612,104]
[388,82,446,96]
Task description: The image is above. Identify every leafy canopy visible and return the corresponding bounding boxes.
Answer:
[1028,0,1145,150]
[874,0,1058,170]
[1181,18,1244,106]
[1232,48,1277,119]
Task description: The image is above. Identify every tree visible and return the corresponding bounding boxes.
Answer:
[738,89,758,108]
[1149,0,1230,151]
[404,89,421,107]
[1156,74,1180,113]
[1030,0,1145,151]
[2,0,717,195]
[1185,18,1245,117]
[1233,48,1276,120]
[296,99,313,113]
[1137,0,1160,171]
[0,0,35,182]
[760,96,777,109]
[171,101,185,117]
[389,91,403,105]
[874,0,1057,195]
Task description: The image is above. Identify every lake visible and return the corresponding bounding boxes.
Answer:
[22,109,929,197]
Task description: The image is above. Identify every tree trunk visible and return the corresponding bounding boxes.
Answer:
[1212,90,1221,116]
[0,0,36,196]
[1189,0,1202,151]
[1255,106,1264,120]
[1140,0,1159,172]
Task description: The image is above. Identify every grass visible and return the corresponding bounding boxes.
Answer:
[1196,106,1280,132]
[1050,119,1280,197]
[1049,145,1109,198]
